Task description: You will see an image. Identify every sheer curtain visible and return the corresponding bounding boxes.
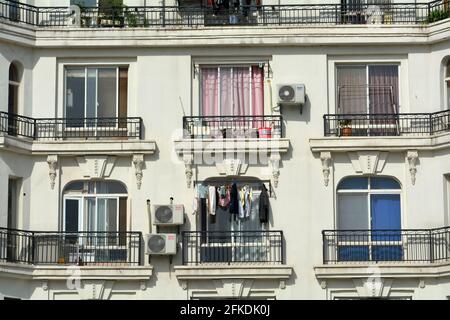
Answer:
[336,66,367,114]
[201,68,219,116]
[369,65,398,114]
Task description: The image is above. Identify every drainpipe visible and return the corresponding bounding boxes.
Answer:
[146,199,152,234]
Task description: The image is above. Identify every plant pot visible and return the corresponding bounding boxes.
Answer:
[341,127,352,137]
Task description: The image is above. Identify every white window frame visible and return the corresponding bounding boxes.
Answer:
[445,61,450,109]
[64,66,121,130]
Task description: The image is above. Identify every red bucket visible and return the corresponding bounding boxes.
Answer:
[258,127,272,138]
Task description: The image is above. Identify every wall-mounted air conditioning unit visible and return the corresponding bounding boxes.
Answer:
[145,233,177,255]
[277,84,306,105]
[152,205,185,226]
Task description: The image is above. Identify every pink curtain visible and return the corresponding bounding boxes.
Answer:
[232,67,250,116]
[201,68,219,116]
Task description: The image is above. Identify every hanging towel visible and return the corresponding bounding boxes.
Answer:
[192,196,199,215]
[259,184,270,223]
[218,185,231,208]
[208,186,217,215]
[238,187,245,219]
[197,184,209,199]
[229,183,239,214]
[244,186,253,218]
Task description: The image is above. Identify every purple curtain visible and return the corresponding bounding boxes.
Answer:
[336,66,367,114]
[369,65,399,114]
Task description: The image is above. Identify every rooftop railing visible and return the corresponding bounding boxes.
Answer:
[0,0,449,28]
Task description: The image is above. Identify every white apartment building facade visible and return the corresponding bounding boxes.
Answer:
[0,0,450,300]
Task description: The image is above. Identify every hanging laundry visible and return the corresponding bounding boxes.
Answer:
[218,185,231,209]
[243,186,253,218]
[229,183,239,214]
[197,184,209,199]
[238,186,245,219]
[259,184,270,223]
[208,185,217,215]
[192,196,199,215]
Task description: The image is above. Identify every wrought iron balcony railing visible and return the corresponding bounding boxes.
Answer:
[0,227,143,266]
[323,110,450,137]
[0,0,449,28]
[0,112,143,140]
[183,115,283,139]
[181,230,284,265]
[322,227,450,264]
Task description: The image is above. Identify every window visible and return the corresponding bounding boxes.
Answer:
[70,0,96,6]
[336,64,399,114]
[64,66,128,127]
[201,66,264,116]
[445,60,450,108]
[63,181,127,234]
[8,63,20,115]
[337,177,402,261]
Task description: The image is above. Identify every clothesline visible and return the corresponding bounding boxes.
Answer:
[193,179,273,198]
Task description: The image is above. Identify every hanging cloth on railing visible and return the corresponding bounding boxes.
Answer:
[208,186,217,215]
[259,184,269,223]
[229,182,239,214]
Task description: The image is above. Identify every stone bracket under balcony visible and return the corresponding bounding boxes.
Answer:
[0,134,157,156]
[174,138,290,188]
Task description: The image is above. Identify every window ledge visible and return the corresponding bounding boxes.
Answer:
[174,265,293,280]
[0,262,153,281]
[310,132,450,153]
[314,261,450,279]
[0,134,156,155]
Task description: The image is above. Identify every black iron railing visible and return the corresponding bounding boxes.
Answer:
[183,115,283,139]
[0,227,143,266]
[182,230,284,265]
[323,110,450,137]
[1,0,449,28]
[322,227,450,264]
[0,112,143,140]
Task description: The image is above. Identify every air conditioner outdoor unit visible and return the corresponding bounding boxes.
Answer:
[152,205,185,226]
[277,84,306,105]
[145,233,177,255]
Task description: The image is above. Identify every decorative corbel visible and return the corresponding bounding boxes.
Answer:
[46,155,58,190]
[183,153,194,188]
[269,153,281,188]
[407,150,419,185]
[320,152,332,187]
[132,154,144,190]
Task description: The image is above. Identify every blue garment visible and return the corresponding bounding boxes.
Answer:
[197,184,209,199]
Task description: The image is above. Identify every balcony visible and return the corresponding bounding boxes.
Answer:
[175,230,292,284]
[183,115,283,140]
[0,111,143,141]
[1,1,449,29]
[181,230,284,265]
[0,227,143,266]
[315,227,450,282]
[323,110,450,138]
[322,227,450,264]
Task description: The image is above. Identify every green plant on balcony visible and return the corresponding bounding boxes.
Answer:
[125,8,139,27]
[427,9,450,23]
[339,119,352,136]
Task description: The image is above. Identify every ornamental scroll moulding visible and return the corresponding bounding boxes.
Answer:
[406,150,419,185]
[132,154,145,190]
[47,155,58,190]
[320,152,332,187]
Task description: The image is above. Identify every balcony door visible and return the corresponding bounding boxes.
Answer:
[337,177,402,262]
[6,178,19,262]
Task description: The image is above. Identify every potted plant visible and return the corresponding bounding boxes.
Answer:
[339,119,352,136]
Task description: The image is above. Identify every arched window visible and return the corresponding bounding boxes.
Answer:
[337,176,401,261]
[63,180,127,233]
[445,59,450,108]
[8,63,20,115]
